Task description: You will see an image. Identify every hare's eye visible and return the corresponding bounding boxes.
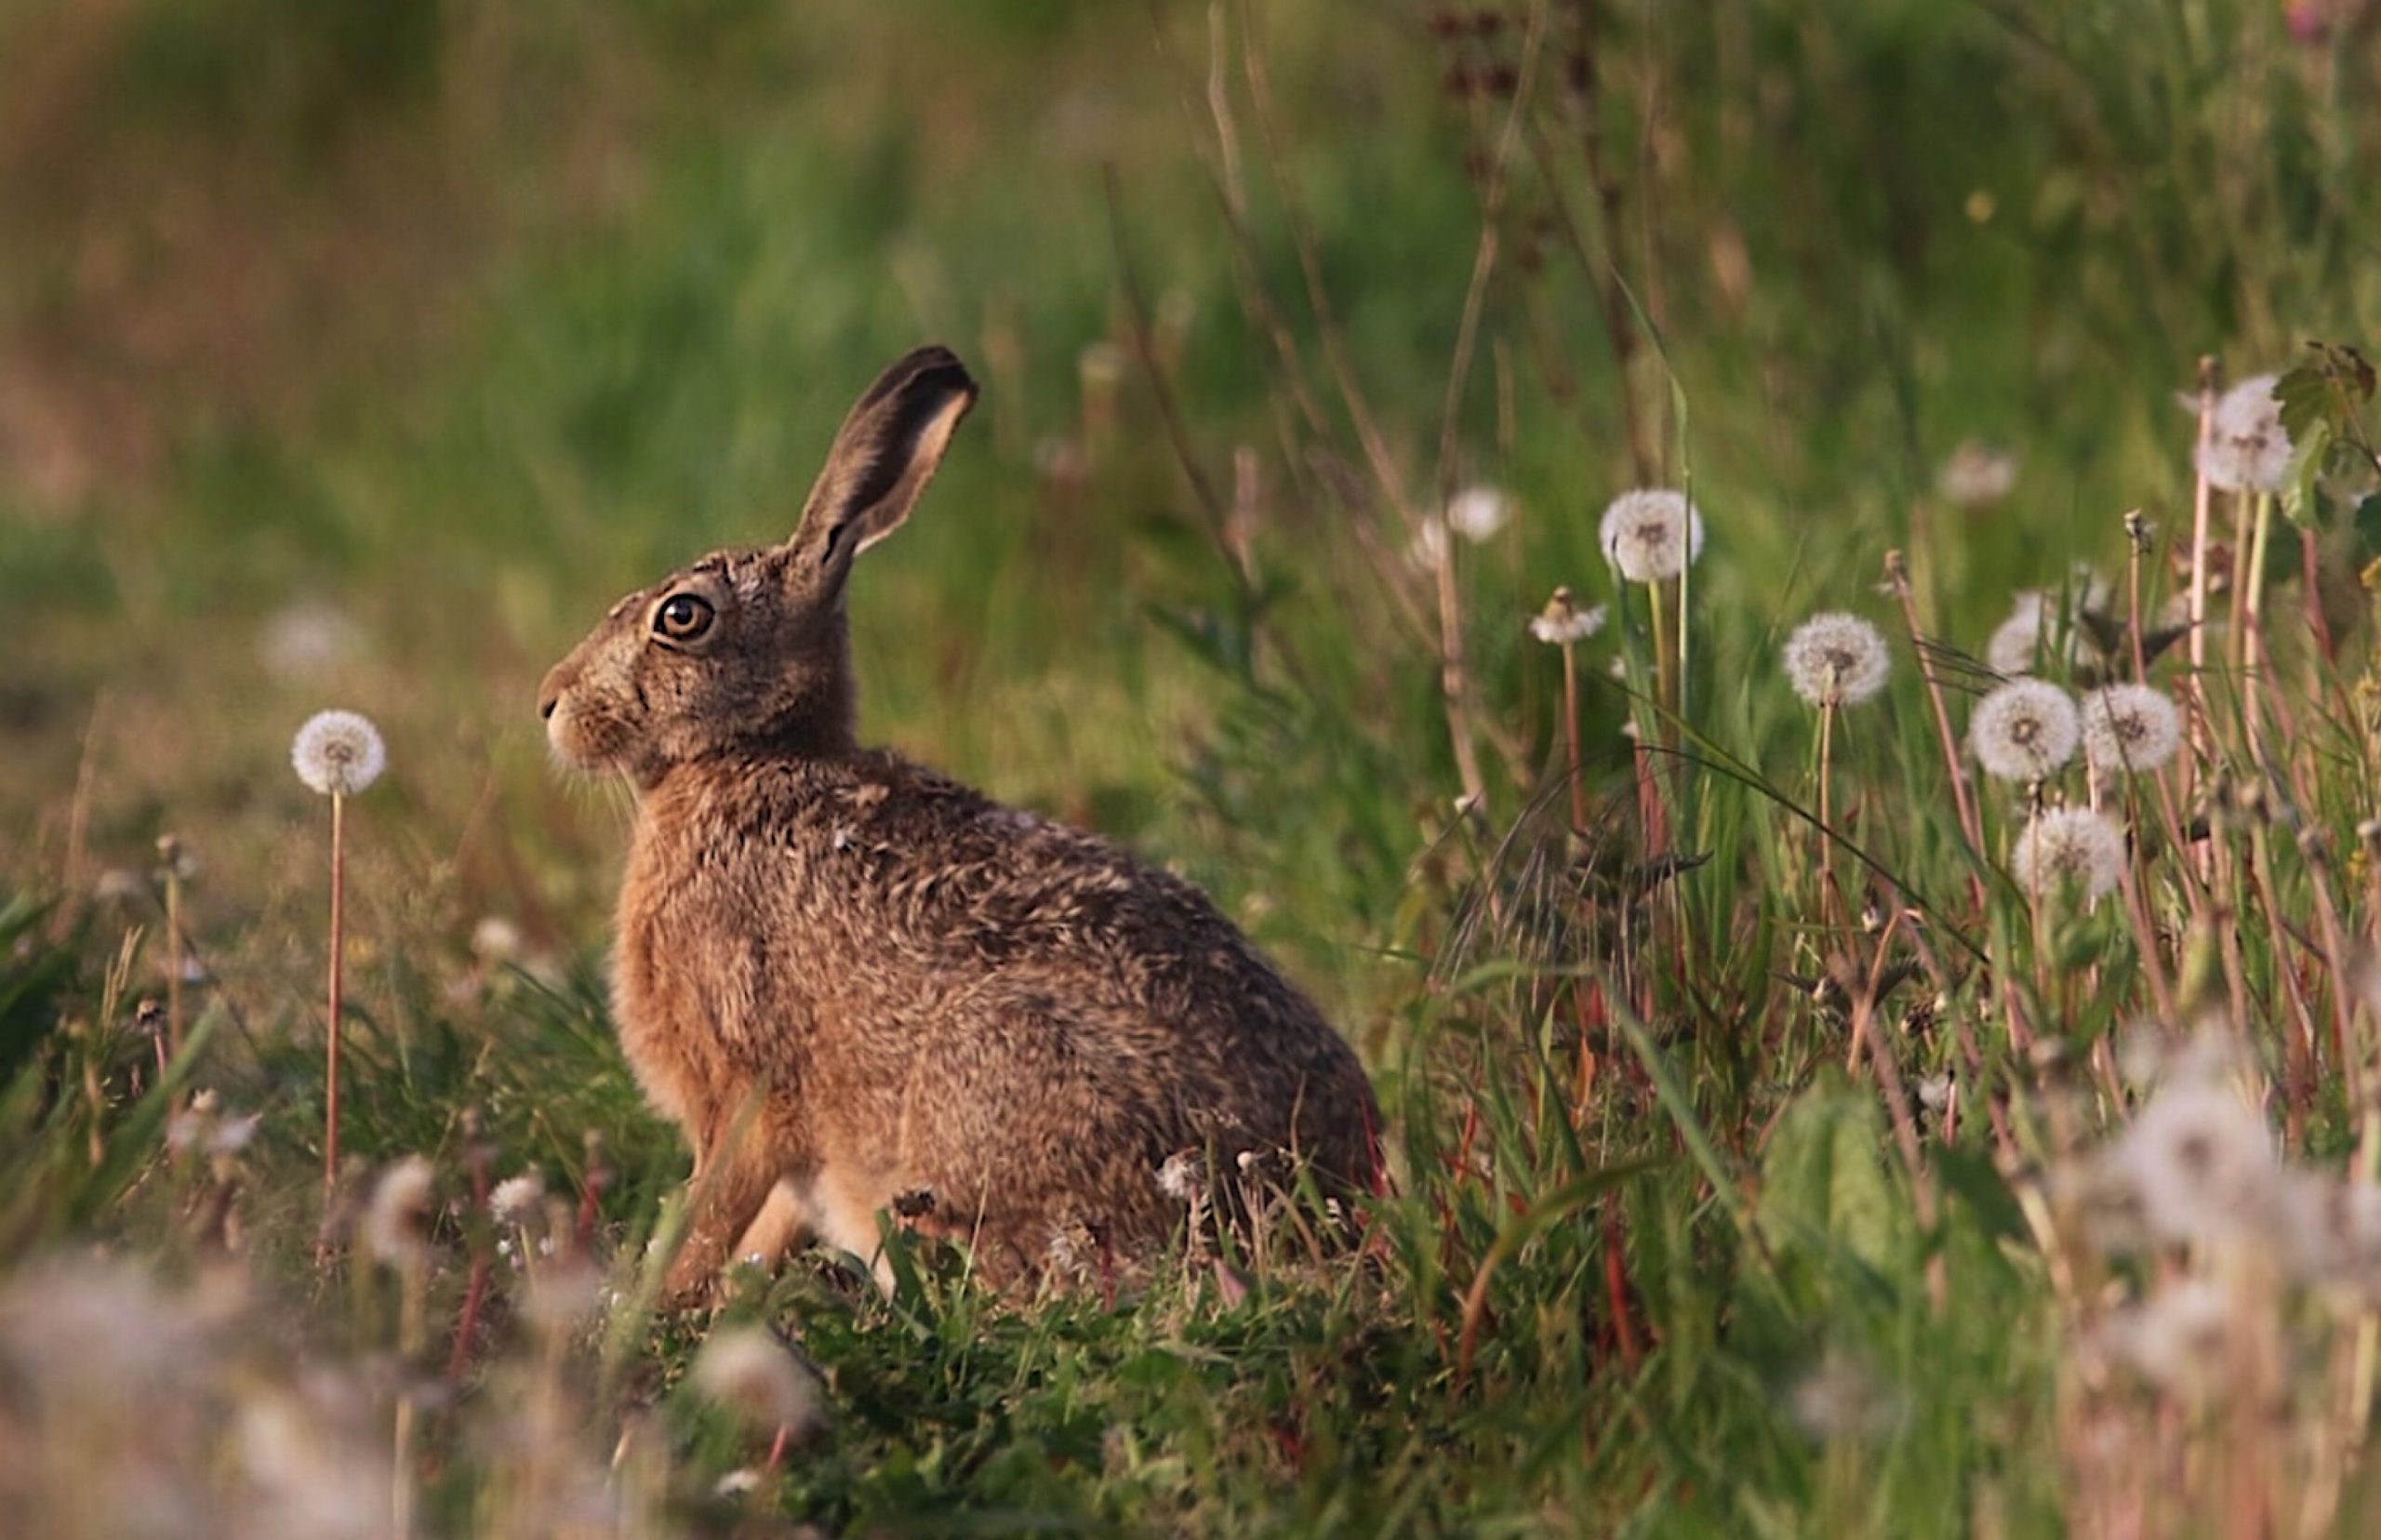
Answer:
[654,594,715,643]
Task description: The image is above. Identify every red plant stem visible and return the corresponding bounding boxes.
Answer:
[447,1131,494,1383]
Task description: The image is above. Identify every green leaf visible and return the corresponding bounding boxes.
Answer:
[1758,1075,1904,1280]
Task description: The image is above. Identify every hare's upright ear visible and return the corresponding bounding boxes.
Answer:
[788,346,978,583]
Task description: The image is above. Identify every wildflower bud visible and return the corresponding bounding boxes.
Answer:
[1859,904,1885,936]
[2122,509,2153,551]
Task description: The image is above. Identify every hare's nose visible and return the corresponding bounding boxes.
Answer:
[537,663,569,721]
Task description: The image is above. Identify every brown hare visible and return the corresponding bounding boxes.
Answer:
[539,346,1379,1296]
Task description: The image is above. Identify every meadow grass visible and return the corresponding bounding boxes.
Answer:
[6,1,2381,1533]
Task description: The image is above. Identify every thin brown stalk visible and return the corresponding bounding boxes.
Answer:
[1850,909,1944,1312]
[1885,551,1987,899]
[1560,641,1587,834]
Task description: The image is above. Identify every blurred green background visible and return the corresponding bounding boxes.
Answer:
[2,0,2375,1015]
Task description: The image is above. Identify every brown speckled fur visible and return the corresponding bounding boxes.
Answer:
[538,347,1378,1295]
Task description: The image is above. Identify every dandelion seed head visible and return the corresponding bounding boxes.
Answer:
[361,1155,435,1272]
[1937,441,2017,510]
[1444,485,1510,543]
[1983,591,2080,677]
[1783,612,1892,708]
[694,1325,825,1436]
[1971,679,2081,781]
[2081,684,2182,773]
[259,600,363,684]
[2108,1073,2278,1247]
[1529,586,1607,646]
[489,1173,546,1227]
[521,1253,605,1336]
[2011,807,2125,900]
[1154,1151,1204,1204]
[290,710,386,797]
[471,916,523,965]
[2197,373,2293,495]
[2112,1278,2243,1399]
[1598,488,1705,583]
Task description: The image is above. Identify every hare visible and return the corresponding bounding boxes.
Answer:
[539,346,1379,1296]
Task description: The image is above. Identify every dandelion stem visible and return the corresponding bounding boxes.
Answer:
[1816,697,1838,930]
[1559,640,1587,835]
[2185,356,2216,849]
[326,789,346,1204]
[2243,490,2275,763]
[1432,538,1488,809]
[1647,578,1677,749]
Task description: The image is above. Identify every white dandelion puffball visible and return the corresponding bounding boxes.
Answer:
[1599,488,1705,583]
[2109,1074,2279,1247]
[1783,612,1892,708]
[1983,591,2088,678]
[2080,684,2182,773]
[1530,588,1608,646]
[2111,1278,2241,1400]
[488,1173,547,1228]
[1970,679,2080,782]
[694,1325,826,1437]
[2011,807,2125,900]
[1937,440,2017,511]
[1445,485,1510,543]
[2196,373,2292,495]
[291,710,386,797]
[361,1155,435,1272]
